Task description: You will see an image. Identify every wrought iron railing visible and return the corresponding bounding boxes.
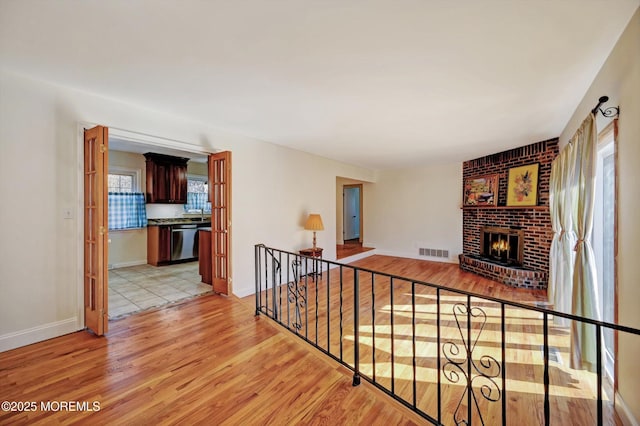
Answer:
[254,244,640,425]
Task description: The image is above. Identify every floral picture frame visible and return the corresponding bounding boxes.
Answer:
[463,174,499,206]
[506,163,539,206]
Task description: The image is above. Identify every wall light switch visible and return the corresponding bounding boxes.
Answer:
[63,208,73,219]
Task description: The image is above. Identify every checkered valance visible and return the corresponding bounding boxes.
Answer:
[108,192,147,230]
[184,192,211,213]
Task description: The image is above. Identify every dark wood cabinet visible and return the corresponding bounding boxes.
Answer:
[144,153,189,204]
[198,228,212,285]
[170,164,188,204]
[147,225,171,266]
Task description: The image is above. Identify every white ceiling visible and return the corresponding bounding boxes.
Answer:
[1,1,637,169]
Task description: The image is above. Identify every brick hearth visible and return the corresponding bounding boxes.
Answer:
[459,254,548,290]
[460,138,558,289]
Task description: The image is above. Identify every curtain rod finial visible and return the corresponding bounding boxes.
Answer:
[592,95,618,117]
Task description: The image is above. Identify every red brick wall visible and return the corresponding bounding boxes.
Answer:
[462,139,558,280]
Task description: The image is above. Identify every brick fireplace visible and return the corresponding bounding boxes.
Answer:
[459,139,558,290]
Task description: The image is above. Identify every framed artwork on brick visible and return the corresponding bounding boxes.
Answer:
[463,174,498,206]
[507,163,539,206]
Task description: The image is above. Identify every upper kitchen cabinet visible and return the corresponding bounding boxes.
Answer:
[144,153,189,204]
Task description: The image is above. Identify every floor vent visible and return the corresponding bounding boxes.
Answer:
[419,248,449,259]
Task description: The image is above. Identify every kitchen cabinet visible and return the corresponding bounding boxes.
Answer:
[198,228,212,285]
[148,220,211,266]
[147,225,171,266]
[144,153,188,204]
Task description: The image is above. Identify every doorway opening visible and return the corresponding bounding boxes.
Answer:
[336,179,374,260]
[343,184,361,243]
[80,124,232,334]
[107,138,212,320]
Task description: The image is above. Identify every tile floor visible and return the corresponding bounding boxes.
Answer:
[108,262,212,319]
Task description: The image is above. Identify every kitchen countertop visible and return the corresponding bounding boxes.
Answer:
[148,218,211,226]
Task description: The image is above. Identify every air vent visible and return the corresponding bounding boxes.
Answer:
[419,248,449,259]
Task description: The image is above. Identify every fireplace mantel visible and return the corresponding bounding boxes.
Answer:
[461,205,548,210]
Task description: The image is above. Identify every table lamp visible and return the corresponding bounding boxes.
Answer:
[304,214,324,250]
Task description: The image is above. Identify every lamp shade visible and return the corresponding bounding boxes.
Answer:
[304,214,324,231]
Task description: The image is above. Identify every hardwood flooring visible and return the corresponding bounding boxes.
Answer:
[1,255,621,425]
[336,241,375,259]
[253,254,621,425]
[0,293,423,425]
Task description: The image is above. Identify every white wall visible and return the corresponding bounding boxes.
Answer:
[0,70,376,351]
[187,161,207,176]
[559,8,640,423]
[366,163,462,263]
[231,136,376,265]
[109,150,146,182]
[108,229,147,269]
[146,204,185,219]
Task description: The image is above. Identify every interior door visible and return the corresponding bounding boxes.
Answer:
[84,126,109,335]
[208,151,232,295]
[343,186,360,240]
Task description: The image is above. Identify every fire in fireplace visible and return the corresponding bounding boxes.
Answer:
[480,226,524,266]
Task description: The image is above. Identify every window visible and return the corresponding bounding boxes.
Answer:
[108,166,141,192]
[184,176,211,213]
[108,173,134,193]
[187,179,207,194]
[593,123,616,385]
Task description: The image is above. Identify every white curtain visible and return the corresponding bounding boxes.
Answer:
[549,113,601,371]
[569,113,601,372]
[549,160,560,303]
[548,146,576,326]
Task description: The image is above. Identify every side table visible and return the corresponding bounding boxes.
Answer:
[299,247,323,280]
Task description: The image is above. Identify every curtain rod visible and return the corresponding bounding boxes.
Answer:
[591,95,620,117]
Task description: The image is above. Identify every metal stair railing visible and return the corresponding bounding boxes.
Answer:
[254,244,640,425]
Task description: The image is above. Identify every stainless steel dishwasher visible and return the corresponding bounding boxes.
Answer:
[171,224,199,261]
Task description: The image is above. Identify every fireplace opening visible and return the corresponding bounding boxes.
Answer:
[480,226,524,266]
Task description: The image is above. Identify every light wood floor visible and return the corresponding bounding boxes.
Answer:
[0,255,621,425]
[0,293,423,425]
[253,254,621,425]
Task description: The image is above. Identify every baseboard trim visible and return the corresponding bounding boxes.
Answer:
[616,391,639,426]
[0,317,80,353]
[375,249,459,265]
[109,260,147,269]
